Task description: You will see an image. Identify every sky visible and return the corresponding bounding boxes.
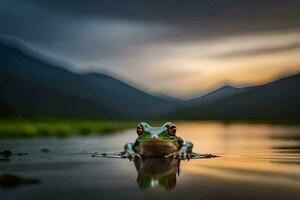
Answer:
[1,0,300,99]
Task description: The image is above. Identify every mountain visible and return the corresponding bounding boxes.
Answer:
[157,94,186,104]
[188,85,245,105]
[1,37,299,121]
[170,73,300,121]
[0,39,177,119]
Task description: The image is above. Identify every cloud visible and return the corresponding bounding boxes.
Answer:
[16,0,300,44]
[30,0,300,29]
[212,42,300,59]
[1,0,300,98]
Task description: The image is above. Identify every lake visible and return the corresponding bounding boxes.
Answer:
[1,122,300,200]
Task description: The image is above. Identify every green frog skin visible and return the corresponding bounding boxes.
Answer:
[124,122,193,159]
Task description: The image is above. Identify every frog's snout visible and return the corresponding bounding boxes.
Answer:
[151,135,158,139]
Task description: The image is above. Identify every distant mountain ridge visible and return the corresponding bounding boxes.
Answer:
[0,38,299,121]
[188,85,245,105]
[169,72,300,121]
[0,39,177,119]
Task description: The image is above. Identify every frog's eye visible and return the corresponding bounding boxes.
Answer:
[136,124,143,135]
[167,125,176,136]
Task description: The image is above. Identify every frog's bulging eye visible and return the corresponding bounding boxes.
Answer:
[167,125,176,136]
[136,124,143,135]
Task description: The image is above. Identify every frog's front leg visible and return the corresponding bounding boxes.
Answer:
[175,141,193,159]
[123,142,141,159]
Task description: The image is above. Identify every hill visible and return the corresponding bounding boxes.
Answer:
[0,39,177,119]
[170,73,300,121]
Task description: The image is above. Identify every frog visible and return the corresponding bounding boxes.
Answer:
[123,122,193,159]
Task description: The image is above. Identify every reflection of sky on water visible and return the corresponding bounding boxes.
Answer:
[176,122,300,188]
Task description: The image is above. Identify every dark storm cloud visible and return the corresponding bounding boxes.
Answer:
[0,1,79,44]
[29,0,300,36]
[2,0,300,52]
[0,0,171,62]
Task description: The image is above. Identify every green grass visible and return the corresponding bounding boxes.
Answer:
[0,120,136,139]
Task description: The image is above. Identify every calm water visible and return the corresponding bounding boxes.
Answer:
[1,122,300,200]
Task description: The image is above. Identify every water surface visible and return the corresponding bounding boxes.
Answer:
[1,122,300,199]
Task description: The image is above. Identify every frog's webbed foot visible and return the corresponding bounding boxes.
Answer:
[123,151,142,160]
[165,152,217,160]
[176,150,190,160]
[190,153,216,159]
[165,150,192,160]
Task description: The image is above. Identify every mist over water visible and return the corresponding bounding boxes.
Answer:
[1,122,300,199]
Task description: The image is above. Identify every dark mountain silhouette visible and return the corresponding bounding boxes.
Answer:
[0,40,177,119]
[188,85,245,105]
[170,73,300,121]
[157,94,185,104]
[0,37,299,121]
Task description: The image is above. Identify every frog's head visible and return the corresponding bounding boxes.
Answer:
[136,122,177,142]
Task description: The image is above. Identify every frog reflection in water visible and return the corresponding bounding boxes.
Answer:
[134,158,180,190]
[124,122,194,159]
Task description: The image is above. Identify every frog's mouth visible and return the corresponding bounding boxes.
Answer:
[139,140,178,157]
